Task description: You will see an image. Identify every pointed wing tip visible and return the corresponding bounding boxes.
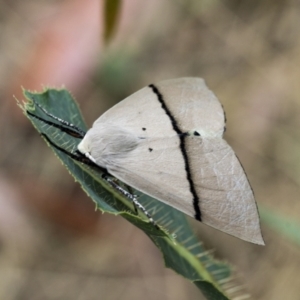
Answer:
[246,230,265,246]
[252,235,265,246]
[231,231,265,245]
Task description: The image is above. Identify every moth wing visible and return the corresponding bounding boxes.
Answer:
[94,77,225,139]
[106,136,264,245]
[82,77,263,244]
[187,137,264,245]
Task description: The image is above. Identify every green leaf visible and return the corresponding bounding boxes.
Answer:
[104,0,122,42]
[19,87,242,300]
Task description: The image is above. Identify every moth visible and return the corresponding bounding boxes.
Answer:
[27,78,264,245]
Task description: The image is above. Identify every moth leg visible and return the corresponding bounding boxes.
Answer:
[102,176,158,228]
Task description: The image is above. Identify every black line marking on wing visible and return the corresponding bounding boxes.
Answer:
[149,84,202,221]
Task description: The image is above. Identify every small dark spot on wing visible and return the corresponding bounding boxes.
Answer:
[142,127,146,131]
[194,131,200,136]
[148,148,153,152]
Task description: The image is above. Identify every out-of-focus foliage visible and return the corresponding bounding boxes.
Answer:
[104,0,122,42]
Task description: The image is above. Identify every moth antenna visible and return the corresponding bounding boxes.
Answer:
[28,111,85,138]
[33,100,86,135]
[27,102,86,139]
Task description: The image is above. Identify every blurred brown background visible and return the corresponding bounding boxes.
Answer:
[1,0,300,299]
